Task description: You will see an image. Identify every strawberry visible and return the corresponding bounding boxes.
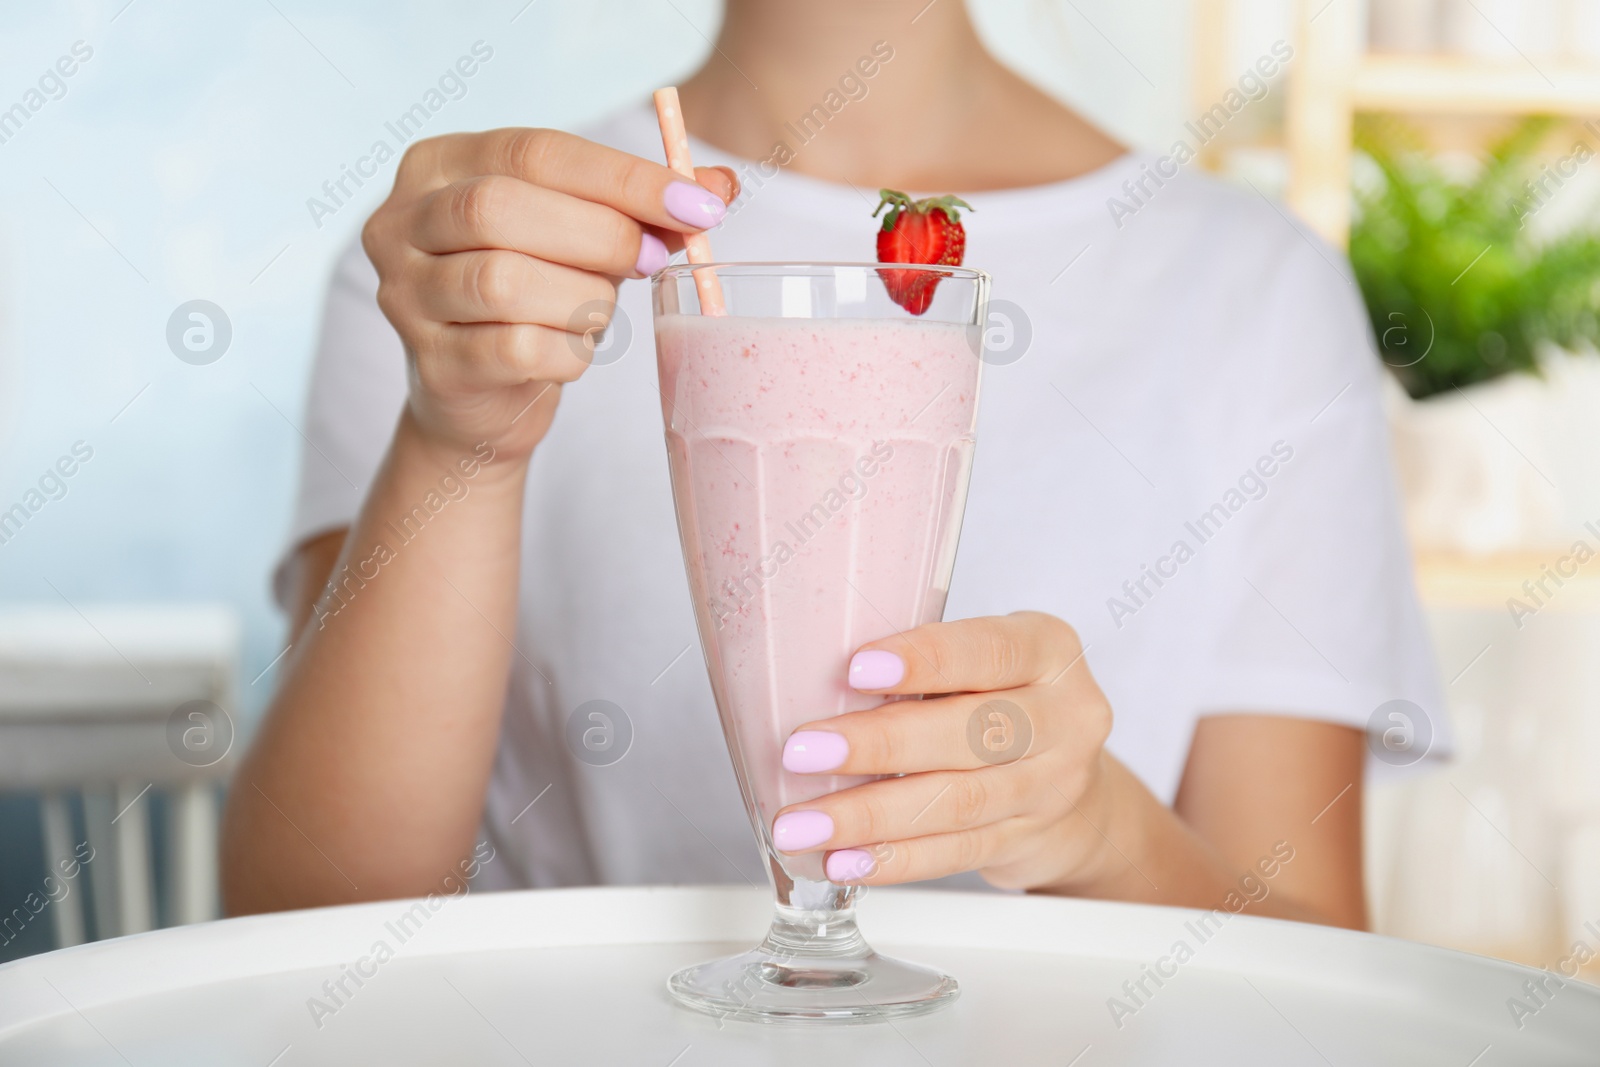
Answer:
[873,189,972,315]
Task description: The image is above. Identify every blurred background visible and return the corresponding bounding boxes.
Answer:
[2,0,1598,984]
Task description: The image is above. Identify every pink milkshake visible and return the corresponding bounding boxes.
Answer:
[654,262,985,1022]
[656,312,981,884]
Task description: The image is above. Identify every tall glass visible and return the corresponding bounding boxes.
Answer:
[652,263,987,1023]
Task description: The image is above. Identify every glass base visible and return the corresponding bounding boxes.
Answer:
[667,908,958,1024]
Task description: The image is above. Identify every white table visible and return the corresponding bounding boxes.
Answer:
[0,885,1595,1064]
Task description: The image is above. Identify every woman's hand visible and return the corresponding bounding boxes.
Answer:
[773,611,1119,892]
[361,128,737,464]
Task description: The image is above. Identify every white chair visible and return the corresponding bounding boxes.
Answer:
[0,604,239,949]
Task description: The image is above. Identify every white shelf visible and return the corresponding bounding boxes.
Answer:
[1355,55,1600,116]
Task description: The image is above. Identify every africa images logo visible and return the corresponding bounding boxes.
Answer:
[305,41,494,230]
[1106,441,1294,629]
[1104,40,1293,229]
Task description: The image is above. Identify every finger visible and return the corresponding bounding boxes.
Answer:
[772,767,1039,856]
[413,250,614,326]
[698,165,740,204]
[849,611,1084,696]
[651,224,687,257]
[417,129,733,233]
[783,688,1044,776]
[823,820,1029,886]
[430,322,594,389]
[412,178,669,279]
[653,165,736,257]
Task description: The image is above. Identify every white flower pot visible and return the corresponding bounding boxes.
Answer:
[1388,349,1600,555]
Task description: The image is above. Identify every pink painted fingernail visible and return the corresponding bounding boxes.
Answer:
[783,731,848,773]
[849,650,904,690]
[634,232,668,276]
[664,181,727,227]
[826,849,876,883]
[773,810,834,852]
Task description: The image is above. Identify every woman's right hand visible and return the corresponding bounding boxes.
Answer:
[361,127,737,462]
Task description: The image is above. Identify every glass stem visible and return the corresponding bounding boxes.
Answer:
[764,874,869,961]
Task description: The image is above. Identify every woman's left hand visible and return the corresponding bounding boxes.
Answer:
[774,611,1120,892]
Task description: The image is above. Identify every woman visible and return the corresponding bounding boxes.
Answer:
[222,0,1438,928]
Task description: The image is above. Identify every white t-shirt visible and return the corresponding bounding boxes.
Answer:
[284,104,1444,892]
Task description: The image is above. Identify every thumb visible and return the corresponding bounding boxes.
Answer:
[694,165,741,205]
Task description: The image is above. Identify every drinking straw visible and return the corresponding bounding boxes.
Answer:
[652,87,727,316]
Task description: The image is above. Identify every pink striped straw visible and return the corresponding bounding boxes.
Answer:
[652,87,727,316]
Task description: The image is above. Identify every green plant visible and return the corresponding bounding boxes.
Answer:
[1349,116,1600,399]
